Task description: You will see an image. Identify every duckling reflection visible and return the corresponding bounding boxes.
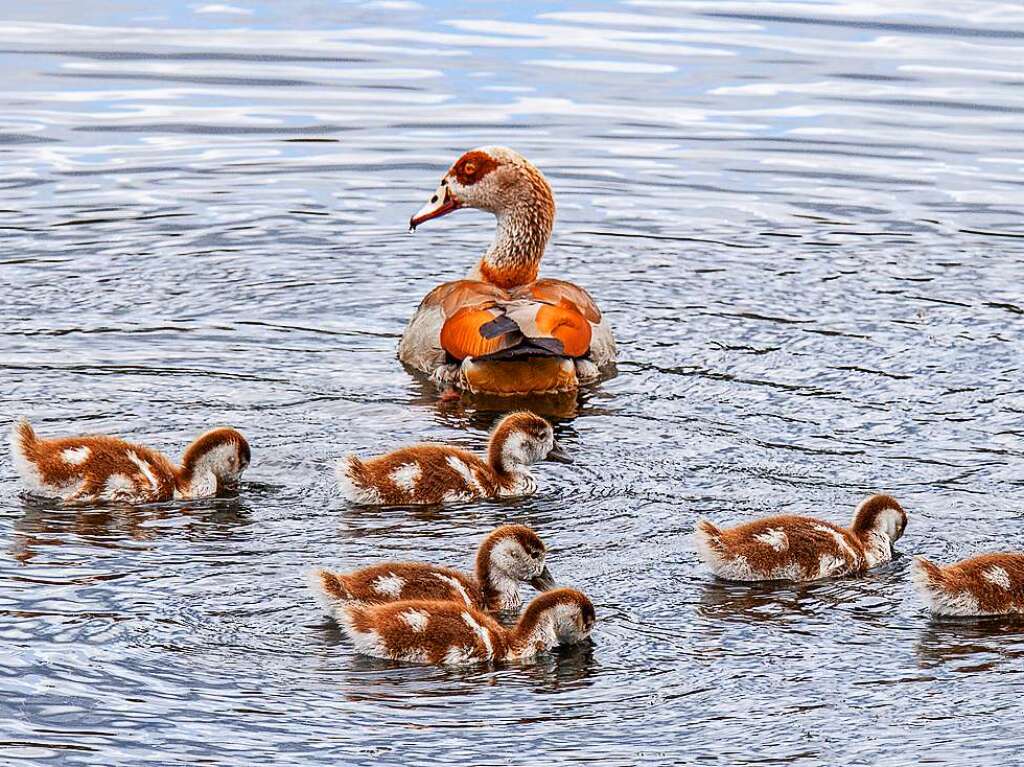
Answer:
[443,391,582,420]
[516,634,597,691]
[915,619,1024,670]
[10,496,251,562]
[696,578,826,623]
[314,619,597,692]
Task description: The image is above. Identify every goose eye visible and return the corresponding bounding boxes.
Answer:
[464,162,476,175]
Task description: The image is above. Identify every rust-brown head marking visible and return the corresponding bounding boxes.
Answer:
[451,150,500,186]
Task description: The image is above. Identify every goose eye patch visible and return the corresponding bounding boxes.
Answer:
[452,151,499,186]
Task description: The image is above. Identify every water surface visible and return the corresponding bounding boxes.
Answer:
[2,1,1024,764]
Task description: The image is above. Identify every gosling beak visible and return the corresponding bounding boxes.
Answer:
[530,565,556,591]
[546,441,573,464]
[409,181,460,230]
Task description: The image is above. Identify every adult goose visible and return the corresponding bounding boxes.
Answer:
[401,146,615,396]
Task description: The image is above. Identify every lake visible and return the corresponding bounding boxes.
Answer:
[1,1,1023,764]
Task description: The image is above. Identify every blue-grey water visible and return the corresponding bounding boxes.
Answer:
[2,1,1024,765]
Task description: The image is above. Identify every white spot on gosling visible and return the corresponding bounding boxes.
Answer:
[127,450,159,491]
[389,463,421,493]
[400,608,430,633]
[818,554,846,578]
[10,423,45,493]
[753,528,788,552]
[461,611,495,659]
[444,645,477,665]
[501,431,532,467]
[445,455,485,495]
[433,573,473,606]
[101,473,136,500]
[814,524,859,561]
[336,456,383,504]
[983,566,1012,590]
[372,573,405,598]
[61,446,91,465]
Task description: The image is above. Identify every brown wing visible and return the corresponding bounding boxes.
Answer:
[514,279,603,323]
[400,281,510,370]
[440,305,525,359]
[420,280,510,315]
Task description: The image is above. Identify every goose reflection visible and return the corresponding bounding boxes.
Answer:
[402,368,613,422]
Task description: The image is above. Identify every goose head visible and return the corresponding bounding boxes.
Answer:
[410,147,556,288]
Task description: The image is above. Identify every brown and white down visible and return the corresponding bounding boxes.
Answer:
[912,552,1024,617]
[336,411,571,505]
[336,587,595,666]
[694,494,908,583]
[9,418,250,504]
[309,524,556,614]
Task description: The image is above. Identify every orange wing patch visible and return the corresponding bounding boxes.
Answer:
[440,306,522,359]
[427,279,599,361]
[534,303,592,357]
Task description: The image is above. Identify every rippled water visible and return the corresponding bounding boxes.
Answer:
[2,1,1024,764]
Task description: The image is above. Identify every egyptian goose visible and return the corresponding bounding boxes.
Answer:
[401,146,616,396]
[694,494,907,582]
[309,524,555,614]
[9,418,250,503]
[912,553,1024,617]
[336,411,570,505]
[335,587,595,666]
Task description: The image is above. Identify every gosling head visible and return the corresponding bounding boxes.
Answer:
[481,524,556,593]
[409,146,555,228]
[180,427,250,495]
[850,493,907,548]
[525,587,596,645]
[488,411,571,473]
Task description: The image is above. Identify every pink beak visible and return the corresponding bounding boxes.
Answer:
[410,182,461,230]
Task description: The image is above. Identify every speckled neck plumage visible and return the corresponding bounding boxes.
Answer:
[475,165,555,289]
